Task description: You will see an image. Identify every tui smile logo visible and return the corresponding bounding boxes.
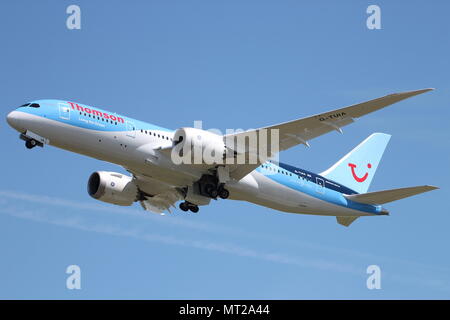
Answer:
[348,163,372,182]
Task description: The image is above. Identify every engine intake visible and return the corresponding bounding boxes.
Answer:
[87,171,138,206]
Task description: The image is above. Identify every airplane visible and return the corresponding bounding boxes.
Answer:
[6,88,438,227]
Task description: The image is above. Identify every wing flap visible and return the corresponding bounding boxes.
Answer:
[140,189,184,214]
[344,185,439,205]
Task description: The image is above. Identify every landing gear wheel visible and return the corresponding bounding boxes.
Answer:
[209,189,218,198]
[179,202,189,212]
[205,184,218,198]
[218,188,229,199]
[189,205,199,213]
[25,139,36,149]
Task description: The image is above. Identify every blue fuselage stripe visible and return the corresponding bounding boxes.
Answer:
[256,164,381,215]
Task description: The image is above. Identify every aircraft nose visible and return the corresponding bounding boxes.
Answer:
[6,111,23,131]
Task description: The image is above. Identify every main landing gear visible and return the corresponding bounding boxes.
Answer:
[199,173,230,200]
[205,184,229,199]
[179,170,231,214]
[179,201,199,213]
[180,184,228,213]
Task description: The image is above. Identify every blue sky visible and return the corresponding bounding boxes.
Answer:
[1,0,449,299]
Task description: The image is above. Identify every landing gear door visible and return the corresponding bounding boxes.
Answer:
[58,103,70,120]
[126,121,136,138]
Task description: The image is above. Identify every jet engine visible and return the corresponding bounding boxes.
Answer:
[172,128,226,165]
[87,171,138,206]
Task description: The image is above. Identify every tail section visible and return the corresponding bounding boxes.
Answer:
[320,133,391,194]
[343,185,439,205]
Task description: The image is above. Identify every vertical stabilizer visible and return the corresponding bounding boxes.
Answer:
[321,133,391,194]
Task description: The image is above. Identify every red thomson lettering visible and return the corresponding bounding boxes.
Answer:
[74,103,84,112]
[68,102,84,112]
[66,101,124,123]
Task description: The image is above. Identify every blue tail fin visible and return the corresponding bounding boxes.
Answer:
[320,133,391,194]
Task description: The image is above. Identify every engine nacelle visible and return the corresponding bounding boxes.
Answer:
[87,171,138,206]
[172,127,226,165]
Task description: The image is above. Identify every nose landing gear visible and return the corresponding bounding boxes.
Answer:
[25,139,37,149]
[20,133,44,150]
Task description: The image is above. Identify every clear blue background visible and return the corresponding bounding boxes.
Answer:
[0,0,449,299]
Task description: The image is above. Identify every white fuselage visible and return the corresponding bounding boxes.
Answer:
[7,101,381,218]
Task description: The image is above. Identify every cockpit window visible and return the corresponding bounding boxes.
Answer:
[19,103,40,108]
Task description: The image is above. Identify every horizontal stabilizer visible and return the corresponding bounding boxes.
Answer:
[344,185,438,205]
[336,216,359,227]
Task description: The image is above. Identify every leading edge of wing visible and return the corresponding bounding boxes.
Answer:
[233,88,434,134]
[332,87,434,120]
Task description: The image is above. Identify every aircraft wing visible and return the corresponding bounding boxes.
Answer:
[225,88,433,180]
[125,168,186,214]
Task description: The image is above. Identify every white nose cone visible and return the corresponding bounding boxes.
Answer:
[6,111,23,131]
